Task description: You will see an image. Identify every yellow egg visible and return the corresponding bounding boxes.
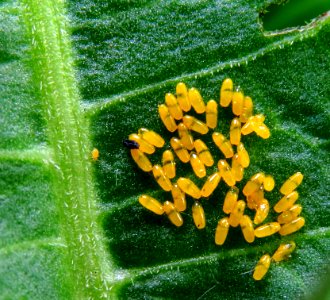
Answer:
[194,139,214,167]
[182,115,209,134]
[163,201,183,227]
[129,133,155,154]
[228,200,245,227]
[279,217,305,236]
[177,177,201,199]
[192,201,206,229]
[176,82,191,112]
[190,152,206,178]
[188,87,206,114]
[254,222,280,238]
[206,99,218,129]
[178,123,194,150]
[274,191,299,213]
[240,215,255,243]
[220,78,233,107]
[201,172,221,197]
[232,87,244,116]
[254,199,269,225]
[230,118,241,145]
[91,148,99,160]
[218,159,236,187]
[158,104,177,132]
[130,149,153,172]
[277,204,302,224]
[240,96,253,123]
[215,217,230,245]
[165,93,183,120]
[152,165,172,191]
[170,137,190,163]
[280,172,304,195]
[212,132,234,158]
[231,153,244,182]
[237,142,249,168]
[272,241,296,262]
[171,183,186,212]
[138,128,165,148]
[162,150,176,179]
[139,195,164,215]
[223,186,239,214]
[253,254,271,281]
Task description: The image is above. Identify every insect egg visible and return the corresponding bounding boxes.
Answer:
[178,123,194,150]
[165,93,183,120]
[273,191,299,213]
[263,175,275,191]
[139,195,164,215]
[220,78,233,107]
[228,200,246,227]
[201,172,221,197]
[231,153,244,182]
[158,104,177,132]
[162,150,176,179]
[237,142,250,168]
[91,148,99,160]
[138,128,165,148]
[272,241,296,262]
[177,177,201,199]
[194,139,214,167]
[206,99,218,129]
[218,159,236,187]
[212,132,234,158]
[130,149,153,172]
[277,204,302,224]
[215,217,230,245]
[171,183,186,212]
[182,115,209,134]
[230,118,241,145]
[152,165,172,191]
[253,254,271,281]
[240,96,253,123]
[188,87,206,114]
[163,201,183,227]
[129,133,155,154]
[242,172,265,196]
[254,199,270,225]
[170,137,190,163]
[280,172,304,195]
[223,186,239,214]
[232,87,244,116]
[240,215,255,243]
[279,217,305,236]
[176,82,191,112]
[254,222,280,238]
[192,201,206,229]
[190,152,206,178]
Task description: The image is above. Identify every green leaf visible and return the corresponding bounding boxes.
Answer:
[1,0,329,299]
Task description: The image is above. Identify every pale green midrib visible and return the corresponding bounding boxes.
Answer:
[114,227,330,286]
[83,14,330,117]
[21,1,114,299]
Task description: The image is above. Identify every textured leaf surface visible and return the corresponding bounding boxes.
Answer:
[0,0,329,299]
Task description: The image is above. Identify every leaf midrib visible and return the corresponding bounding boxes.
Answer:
[21,0,114,298]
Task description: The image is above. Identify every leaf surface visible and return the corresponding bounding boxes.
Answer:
[0,0,329,299]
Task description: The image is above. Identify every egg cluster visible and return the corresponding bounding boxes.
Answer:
[125,79,305,280]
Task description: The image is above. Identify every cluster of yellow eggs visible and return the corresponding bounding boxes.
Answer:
[125,79,304,280]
